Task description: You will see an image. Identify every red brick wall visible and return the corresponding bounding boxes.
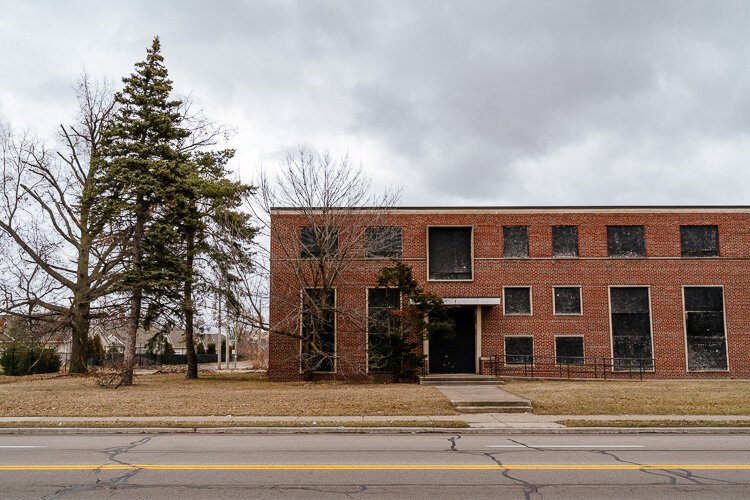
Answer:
[268,208,750,381]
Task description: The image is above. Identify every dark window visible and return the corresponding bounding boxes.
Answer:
[610,287,653,370]
[505,337,533,364]
[555,337,584,365]
[504,287,531,315]
[503,226,529,258]
[428,227,472,280]
[607,226,645,257]
[300,226,338,258]
[301,288,335,372]
[554,287,581,315]
[365,227,403,258]
[367,288,401,372]
[681,225,719,257]
[684,287,727,371]
[552,226,578,257]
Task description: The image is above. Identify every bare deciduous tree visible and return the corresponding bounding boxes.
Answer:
[0,75,120,372]
[252,148,400,379]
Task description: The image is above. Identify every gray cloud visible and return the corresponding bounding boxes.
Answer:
[2,0,750,205]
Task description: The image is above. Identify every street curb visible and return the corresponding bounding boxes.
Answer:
[2,426,750,435]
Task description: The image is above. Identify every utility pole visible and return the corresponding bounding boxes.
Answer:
[216,291,222,370]
[225,325,230,370]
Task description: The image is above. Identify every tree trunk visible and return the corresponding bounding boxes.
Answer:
[68,299,90,373]
[122,205,145,386]
[69,226,92,374]
[184,223,198,379]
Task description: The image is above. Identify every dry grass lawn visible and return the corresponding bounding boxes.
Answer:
[0,373,456,417]
[502,379,750,415]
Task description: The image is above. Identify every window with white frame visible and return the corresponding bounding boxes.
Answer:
[504,287,531,315]
[554,287,581,315]
[505,336,533,364]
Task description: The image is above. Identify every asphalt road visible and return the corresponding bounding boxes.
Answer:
[1,432,749,499]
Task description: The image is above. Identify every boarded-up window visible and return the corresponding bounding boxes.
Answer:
[554,287,581,315]
[504,287,531,315]
[555,337,584,365]
[367,288,401,372]
[681,226,719,257]
[428,227,472,280]
[301,226,338,258]
[607,226,645,257]
[301,288,335,372]
[610,287,653,370]
[684,287,727,371]
[503,226,529,258]
[552,225,578,257]
[365,227,403,258]
[505,336,533,364]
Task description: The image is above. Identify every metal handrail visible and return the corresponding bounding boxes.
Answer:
[484,355,655,380]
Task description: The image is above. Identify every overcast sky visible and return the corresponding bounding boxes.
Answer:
[2,0,749,206]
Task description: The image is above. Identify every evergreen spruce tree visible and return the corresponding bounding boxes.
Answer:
[370,262,452,382]
[176,150,255,379]
[95,37,190,385]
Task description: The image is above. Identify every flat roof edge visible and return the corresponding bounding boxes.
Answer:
[271,205,750,211]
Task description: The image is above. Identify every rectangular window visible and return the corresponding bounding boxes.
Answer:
[428,227,472,280]
[554,287,582,315]
[684,287,727,371]
[680,225,719,257]
[365,227,403,258]
[367,288,401,372]
[610,287,653,371]
[300,226,338,258]
[503,226,529,258]
[301,288,335,372]
[504,287,532,315]
[552,225,578,257]
[607,226,645,257]
[505,336,533,365]
[555,336,584,365]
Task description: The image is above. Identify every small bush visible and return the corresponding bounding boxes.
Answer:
[0,343,62,376]
[196,343,206,355]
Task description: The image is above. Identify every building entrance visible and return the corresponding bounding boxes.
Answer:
[429,307,476,373]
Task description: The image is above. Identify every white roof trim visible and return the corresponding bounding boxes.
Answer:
[443,297,501,306]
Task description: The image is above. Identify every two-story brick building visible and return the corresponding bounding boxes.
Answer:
[268,206,750,381]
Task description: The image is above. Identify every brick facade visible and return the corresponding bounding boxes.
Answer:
[268,207,750,381]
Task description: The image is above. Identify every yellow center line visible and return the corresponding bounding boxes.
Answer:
[0,464,748,471]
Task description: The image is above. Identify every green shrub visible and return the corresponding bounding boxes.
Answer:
[0,343,62,376]
[196,343,206,355]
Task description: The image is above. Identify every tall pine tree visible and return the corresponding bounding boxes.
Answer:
[176,150,256,379]
[95,37,189,385]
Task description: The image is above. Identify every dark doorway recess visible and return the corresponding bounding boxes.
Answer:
[429,307,475,373]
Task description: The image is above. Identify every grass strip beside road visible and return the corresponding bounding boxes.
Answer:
[560,419,750,428]
[502,379,750,415]
[0,420,468,429]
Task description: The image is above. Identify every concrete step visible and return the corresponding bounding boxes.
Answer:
[419,375,504,386]
[455,405,533,414]
[421,380,502,386]
[451,400,531,407]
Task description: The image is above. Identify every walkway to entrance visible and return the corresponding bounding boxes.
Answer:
[420,375,533,413]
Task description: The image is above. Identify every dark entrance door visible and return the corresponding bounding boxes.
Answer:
[429,307,476,373]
